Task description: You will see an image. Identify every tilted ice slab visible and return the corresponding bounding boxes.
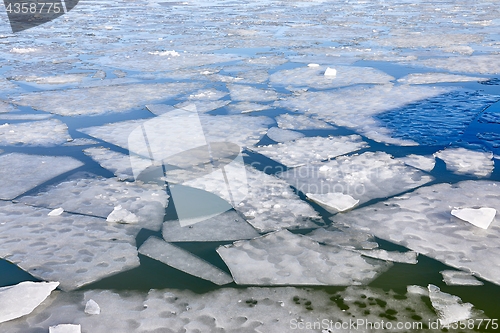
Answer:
[334,181,500,286]
[0,285,450,333]
[278,152,433,206]
[252,135,368,168]
[79,113,273,153]
[183,165,321,232]
[0,281,59,324]
[138,237,233,285]
[401,154,436,172]
[163,210,259,242]
[306,192,359,213]
[434,148,494,177]
[0,120,71,147]
[397,73,488,85]
[217,230,390,286]
[441,270,484,286]
[275,113,335,130]
[428,284,474,326]
[83,147,151,181]
[0,153,83,200]
[269,65,394,90]
[265,127,305,143]
[228,84,278,102]
[0,201,139,291]
[451,207,496,230]
[355,249,418,264]
[20,174,168,232]
[13,83,201,116]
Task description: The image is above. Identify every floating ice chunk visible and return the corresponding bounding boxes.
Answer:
[356,249,418,264]
[441,270,483,286]
[0,101,16,113]
[148,50,180,57]
[226,102,271,114]
[0,281,59,324]
[397,73,488,85]
[11,74,89,86]
[13,83,201,116]
[187,88,227,101]
[306,192,359,213]
[335,181,500,286]
[305,228,379,250]
[145,104,176,116]
[418,55,500,74]
[266,127,305,143]
[49,324,81,333]
[451,207,496,229]
[228,84,278,102]
[0,119,72,146]
[63,138,99,146]
[48,208,64,216]
[401,154,436,172]
[428,284,473,326]
[275,113,334,130]
[163,210,259,242]
[0,153,83,200]
[174,100,230,113]
[0,113,52,120]
[139,237,233,285]
[434,147,494,177]
[85,299,101,315]
[217,230,390,285]
[407,285,429,296]
[279,152,432,206]
[106,205,140,224]
[307,63,319,67]
[324,67,337,77]
[20,175,168,232]
[252,135,368,168]
[83,147,151,181]
[0,202,139,291]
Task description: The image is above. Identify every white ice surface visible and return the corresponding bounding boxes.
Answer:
[48,208,64,216]
[0,202,139,291]
[0,281,59,324]
[401,154,436,172]
[0,153,83,200]
[278,151,433,206]
[20,175,168,232]
[0,114,52,120]
[451,207,496,229]
[84,299,101,315]
[174,99,230,113]
[305,228,379,251]
[441,270,484,286]
[138,237,233,285]
[13,83,201,116]
[252,135,368,168]
[0,120,71,146]
[335,180,500,286]
[397,73,488,85]
[49,324,81,333]
[417,55,500,74]
[63,138,99,146]
[226,102,272,114]
[306,192,359,213]
[162,210,259,242]
[275,113,335,130]
[217,229,390,286]
[356,249,418,264]
[428,284,474,326]
[265,127,305,143]
[228,84,278,102]
[434,148,494,177]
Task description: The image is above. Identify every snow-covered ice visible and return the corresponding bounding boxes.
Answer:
[228,84,278,102]
[306,192,359,213]
[0,119,71,146]
[401,154,436,172]
[275,113,335,130]
[355,249,418,264]
[138,237,233,285]
[451,207,496,229]
[434,147,494,177]
[217,229,390,286]
[428,284,474,326]
[48,208,64,216]
[265,127,305,143]
[441,270,484,286]
[226,102,272,114]
[0,153,83,200]
[0,281,59,324]
[397,73,488,85]
[49,324,81,333]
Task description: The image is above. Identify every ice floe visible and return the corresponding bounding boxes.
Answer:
[401,154,436,172]
[397,73,488,85]
[228,84,278,102]
[20,174,168,232]
[84,299,101,315]
[305,228,379,250]
[306,192,359,213]
[265,127,305,143]
[226,102,272,114]
[252,135,368,168]
[356,249,418,264]
[0,113,52,120]
[13,83,201,116]
[451,207,496,229]
[49,324,81,333]
[275,113,335,130]
[441,270,484,286]
[0,153,83,200]
[335,180,500,286]
[0,201,139,291]
[428,284,474,326]
[138,237,233,285]
[0,120,71,146]
[162,210,259,242]
[278,151,433,206]
[434,147,494,177]
[417,55,500,74]
[0,281,59,324]
[217,230,390,286]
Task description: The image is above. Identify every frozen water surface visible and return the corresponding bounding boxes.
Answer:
[275,113,335,130]
[397,73,488,85]
[49,324,81,333]
[441,270,484,287]
[434,147,494,177]
[0,120,72,147]
[400,154,436,172]
[265,127,305,143]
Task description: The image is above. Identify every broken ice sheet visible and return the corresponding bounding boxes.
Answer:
[252,135,368,168]
[269,65,394,90]
[397,73,488,85]
[428,284,474,326]
[334,180,500,286]
[226,102,272,114]
[401,154,436,172]
[275,113,335,130]
[217,229,390,286]
[0,281,59,324]
[227,84,278,102]
[0,153,83,200]
[305,192,359,213]
[138,237,233,285]
[0,120,72,147]
[162,210,259,242]
[49,324,81,333]
[20,174,168,232]
[416,55,500,74]
[174,100,230,113]
[451,207,496,230]
[441,270,484,286]
[0,201,139,291]
[278,151,433,206]
[265,127,305,143]
[13,82,201,116]
[305,228,379,250]
[434,147,494,177]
